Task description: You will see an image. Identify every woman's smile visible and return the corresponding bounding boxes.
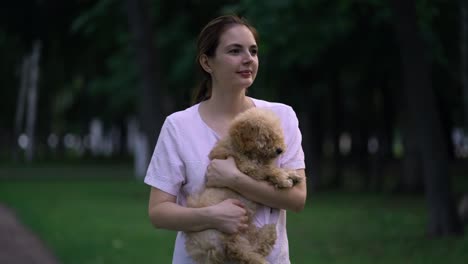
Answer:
[237,70,252,78]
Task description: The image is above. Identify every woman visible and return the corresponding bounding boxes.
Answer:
[145,14,307,263]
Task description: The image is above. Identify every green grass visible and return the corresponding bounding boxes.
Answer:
[0,165,467,264]
[288,193,468,264]
[0,165,175,264]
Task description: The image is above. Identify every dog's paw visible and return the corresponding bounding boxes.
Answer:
[287,171,303,186]
[274,177,294,188]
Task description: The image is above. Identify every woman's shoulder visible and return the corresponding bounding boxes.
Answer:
[251,97,296,118]
[165,103,200,127]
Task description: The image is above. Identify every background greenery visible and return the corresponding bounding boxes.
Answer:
[1,165,467,264]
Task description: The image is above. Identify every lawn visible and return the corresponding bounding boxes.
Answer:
[0,165,467,264]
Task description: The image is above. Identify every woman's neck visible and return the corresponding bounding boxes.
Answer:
[198,88,255,138]
[204,90,253,119]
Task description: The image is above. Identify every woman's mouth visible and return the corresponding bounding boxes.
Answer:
[238,70,252,78]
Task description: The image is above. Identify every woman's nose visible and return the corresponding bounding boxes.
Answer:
[242,53,253,64]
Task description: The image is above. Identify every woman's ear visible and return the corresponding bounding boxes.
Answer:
[199,54,212,73]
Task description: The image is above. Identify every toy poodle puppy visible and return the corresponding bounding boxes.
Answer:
[185,108,303,264]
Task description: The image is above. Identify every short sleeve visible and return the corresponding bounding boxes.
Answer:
[279,106,305,170]
[144,117,185,196]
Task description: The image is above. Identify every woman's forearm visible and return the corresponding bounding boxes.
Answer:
[229,169,307,212]
[148,187,248,233]
[149,202,215,232]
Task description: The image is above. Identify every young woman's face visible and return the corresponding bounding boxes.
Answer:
[208,25,259,91]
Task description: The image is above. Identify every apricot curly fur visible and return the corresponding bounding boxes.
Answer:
[185,108,304,264]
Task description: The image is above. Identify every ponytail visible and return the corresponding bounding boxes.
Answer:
[191,75,212,105]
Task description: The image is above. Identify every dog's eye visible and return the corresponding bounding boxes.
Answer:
[276,148,283,155]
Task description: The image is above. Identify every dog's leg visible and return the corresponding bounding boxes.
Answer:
[259,166,296,188]
[185,230,225,264]
[224,234,268,264]
[237,160,260,178]
[250,224,277,257]
[284,169,304,185]
[268,166,304,188]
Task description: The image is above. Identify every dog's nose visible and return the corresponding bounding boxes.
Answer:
[276,148,283,155]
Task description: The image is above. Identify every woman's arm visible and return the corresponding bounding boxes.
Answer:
[206,157,307,212]
[230,169,306,212]
[148,187,249,233]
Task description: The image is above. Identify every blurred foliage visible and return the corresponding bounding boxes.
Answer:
[0,0,464,146]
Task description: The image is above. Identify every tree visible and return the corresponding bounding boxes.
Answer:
[461,0,468,132]
[125,0,168,175]
[24,40,41,162]
[389,0,463,237]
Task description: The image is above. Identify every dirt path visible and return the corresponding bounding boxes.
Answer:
[0,204,61,264]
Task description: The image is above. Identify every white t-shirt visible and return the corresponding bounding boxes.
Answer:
[144,97,306,264]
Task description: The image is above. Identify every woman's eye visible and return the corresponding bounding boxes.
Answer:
[250,49,258,55]
[229,49,240,54]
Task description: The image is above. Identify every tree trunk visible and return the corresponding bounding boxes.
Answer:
[389,0,463,237]
[299,111,321,192]
[13,55,30,161]
[461,0,468,132]
[399,108,424,193]
[25,40,41,163]
[125,0,166,176]
[372,83,393,192]
[329,71,344,189]
[356,85,371,191]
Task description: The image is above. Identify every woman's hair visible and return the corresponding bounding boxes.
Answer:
[191,14,259,105]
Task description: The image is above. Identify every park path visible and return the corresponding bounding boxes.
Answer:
[0,204,61,264]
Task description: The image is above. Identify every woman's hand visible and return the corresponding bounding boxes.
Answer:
[205,157,240,188]
[208,199,248,234]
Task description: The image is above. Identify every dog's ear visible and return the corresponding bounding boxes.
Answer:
[230,119,258,153]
